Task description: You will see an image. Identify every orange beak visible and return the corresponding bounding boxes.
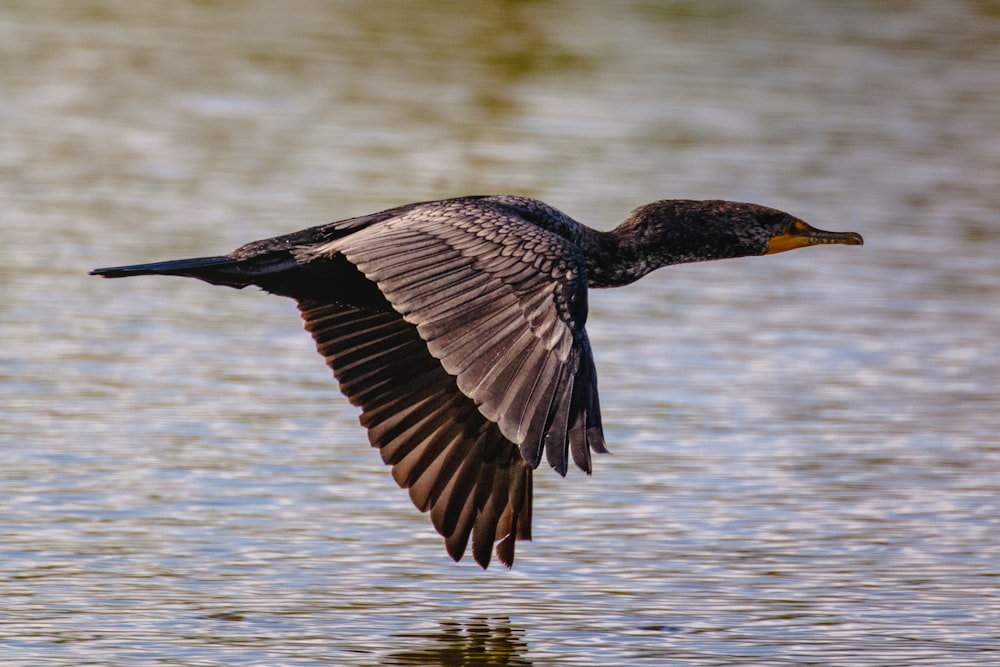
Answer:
[766,219,864,255]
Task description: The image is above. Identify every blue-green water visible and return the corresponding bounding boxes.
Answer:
[2,1,999,664]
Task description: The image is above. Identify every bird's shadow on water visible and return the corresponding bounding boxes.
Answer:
[381,616,532,666]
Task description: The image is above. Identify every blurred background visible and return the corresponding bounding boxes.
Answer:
[2,1,999,665]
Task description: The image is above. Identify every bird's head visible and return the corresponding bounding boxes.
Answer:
[758,210,865,256]
[620,199,863,268]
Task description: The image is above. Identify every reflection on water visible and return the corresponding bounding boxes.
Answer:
[3,0,1000,665]
[386,617,531,667]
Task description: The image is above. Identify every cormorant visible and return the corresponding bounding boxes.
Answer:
[91,195,863,568]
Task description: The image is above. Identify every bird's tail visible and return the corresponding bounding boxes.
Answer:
[90,255,274,288]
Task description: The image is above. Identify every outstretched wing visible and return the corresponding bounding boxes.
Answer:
[92,196,608,568]
[304,200,606,474]
[295,200,607,567]
[299,299,532,568]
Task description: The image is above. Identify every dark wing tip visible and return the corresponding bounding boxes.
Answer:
[495,534,516,568]
[298,300,535,570]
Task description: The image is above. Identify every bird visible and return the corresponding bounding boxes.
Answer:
[91,195,863,568]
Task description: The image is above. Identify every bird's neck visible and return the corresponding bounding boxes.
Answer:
[580,225,707,289]
[580,203,758,288]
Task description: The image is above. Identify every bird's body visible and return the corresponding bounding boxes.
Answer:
[92,195,862,568]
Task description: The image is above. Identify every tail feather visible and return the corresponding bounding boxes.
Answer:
[90,255,255,288]
[90,253,297,289]
[90,255,233,278]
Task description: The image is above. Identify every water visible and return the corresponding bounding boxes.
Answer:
[3,1,999,664]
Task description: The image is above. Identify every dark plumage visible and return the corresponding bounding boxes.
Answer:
[91,195,863,568]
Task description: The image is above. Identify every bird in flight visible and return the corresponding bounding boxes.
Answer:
[92,195,862,568]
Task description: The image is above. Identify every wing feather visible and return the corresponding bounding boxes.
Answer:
[328,205,604,473]
[299,299,532,567]
[293,198,607,566]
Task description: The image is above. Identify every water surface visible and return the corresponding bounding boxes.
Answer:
[2,1,999,664]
